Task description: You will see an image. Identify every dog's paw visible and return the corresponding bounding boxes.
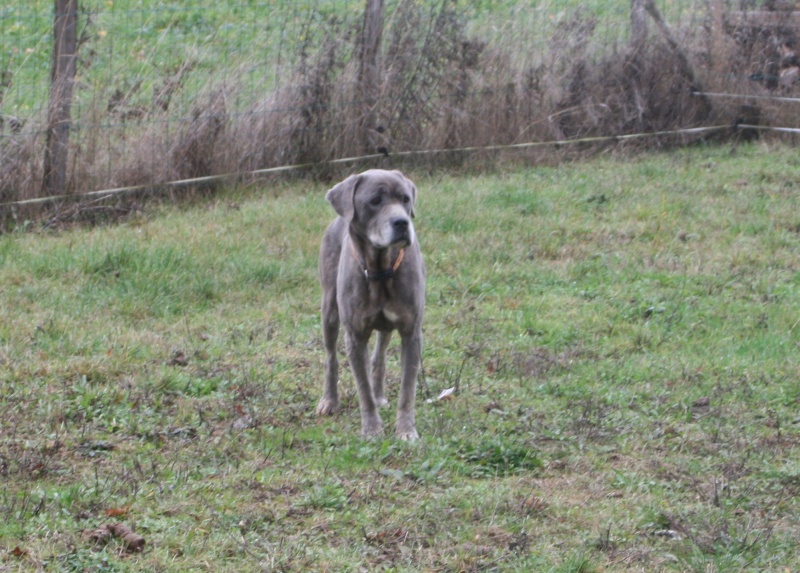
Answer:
[360,415,384,439]
[315,398,339,416]
[396,413,418,441]
[397,428,419,442]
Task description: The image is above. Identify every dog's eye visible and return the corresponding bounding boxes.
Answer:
[370,196,382,206]
[403,195,411,204]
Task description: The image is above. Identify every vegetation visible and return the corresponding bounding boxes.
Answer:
[4,0,798,219]
[2,142,799,571]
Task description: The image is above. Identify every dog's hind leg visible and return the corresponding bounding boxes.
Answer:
[370,331,392,408]
[316,290,340,415]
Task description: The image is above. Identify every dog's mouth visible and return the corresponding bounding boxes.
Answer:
[389,233,411,249]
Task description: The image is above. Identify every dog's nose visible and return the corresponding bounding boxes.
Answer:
[392,218,409,232]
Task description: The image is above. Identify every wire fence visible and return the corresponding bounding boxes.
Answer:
[1,0,799,215]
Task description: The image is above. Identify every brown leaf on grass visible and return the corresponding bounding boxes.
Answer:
[10,546,28,558]
[83,523,145,553]
[105,506,130,518]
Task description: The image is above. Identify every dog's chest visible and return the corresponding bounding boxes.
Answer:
[368,307,403,332]
[382,308,400,322]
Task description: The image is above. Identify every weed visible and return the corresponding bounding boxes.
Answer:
[455,436,543,478]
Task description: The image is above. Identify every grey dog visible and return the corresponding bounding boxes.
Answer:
[316,169,425,440]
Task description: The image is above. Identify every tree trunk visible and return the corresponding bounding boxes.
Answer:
[42,0,79,197]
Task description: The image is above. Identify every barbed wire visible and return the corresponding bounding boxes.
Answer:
[692,91,800,104]
[736,124,800,134]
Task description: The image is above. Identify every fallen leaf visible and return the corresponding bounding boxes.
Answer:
[105,506,130,518]
[426,387,456,404]
[437,387,456,400]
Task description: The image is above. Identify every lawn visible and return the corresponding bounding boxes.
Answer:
[1,141,799,571]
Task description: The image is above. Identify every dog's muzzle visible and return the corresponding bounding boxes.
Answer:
[390,217,412,247]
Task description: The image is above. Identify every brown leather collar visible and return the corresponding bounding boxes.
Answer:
[351,242,405,282]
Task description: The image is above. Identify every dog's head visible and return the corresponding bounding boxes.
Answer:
[326,169,417,249]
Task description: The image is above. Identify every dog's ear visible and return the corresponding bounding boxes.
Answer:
[393,170,417,218]
[325,174,361,220]
[407,181,418,218]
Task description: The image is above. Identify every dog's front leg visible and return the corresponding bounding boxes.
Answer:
[396,328,421,441]
[347,330,384,438]
[370,331,392,408]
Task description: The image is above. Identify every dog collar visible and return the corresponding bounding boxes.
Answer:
[351,242,405,282]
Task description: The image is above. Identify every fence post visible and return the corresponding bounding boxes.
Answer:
[358,0,384,154]
[630,0,647,56]
[628,0,648,126]
[42,0,79,198]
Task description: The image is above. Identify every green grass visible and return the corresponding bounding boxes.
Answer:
[3,0,648,118]
[1,142,800,571]
[4,0,366,116]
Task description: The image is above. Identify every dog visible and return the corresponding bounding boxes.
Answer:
[316,169,425,440]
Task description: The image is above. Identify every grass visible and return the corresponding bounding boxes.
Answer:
[2,0,650,117]
[1,141,800,571]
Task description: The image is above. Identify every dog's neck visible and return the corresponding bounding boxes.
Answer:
[349,235,404,282]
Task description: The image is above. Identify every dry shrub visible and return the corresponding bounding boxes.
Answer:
[700,4,800,134]
[0,131,41,204]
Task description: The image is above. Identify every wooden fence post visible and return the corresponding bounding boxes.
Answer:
[628,0,649,126]
[358,0,384,154]
[42,0,79,197]
[630,0,648,55]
